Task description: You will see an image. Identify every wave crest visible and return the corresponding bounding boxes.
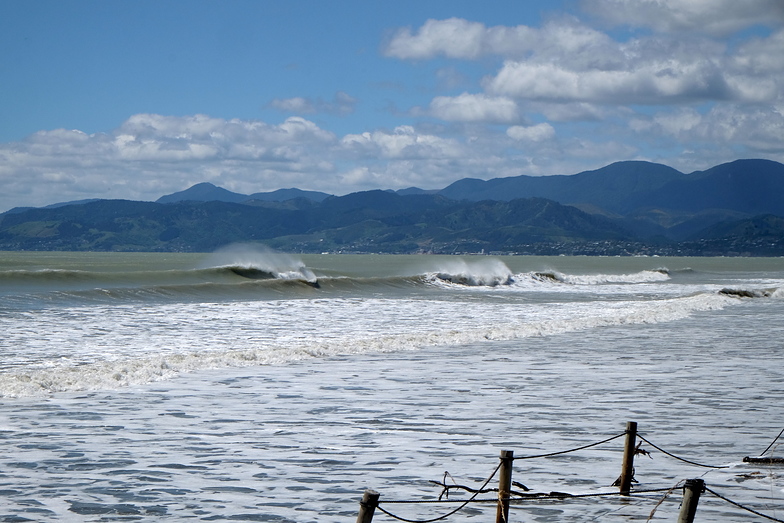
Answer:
[719,287,776,298]
[528,269,671,286]
[426,258,514,287]
[202,243,318,284]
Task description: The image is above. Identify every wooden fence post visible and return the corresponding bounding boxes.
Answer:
[677,479,704,523]
[619,421,637,495]
[356,489,380,523]
[496,450,514,523]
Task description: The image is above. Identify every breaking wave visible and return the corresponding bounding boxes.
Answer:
[426,258,514,287]
[529,269,671,285]
[201,243,318,283]
[719,287,779,299]
[424,261,671,289]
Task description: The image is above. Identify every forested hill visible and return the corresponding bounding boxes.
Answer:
[2,159,783,255]
[0,194,634,254]
[438,159,784,216]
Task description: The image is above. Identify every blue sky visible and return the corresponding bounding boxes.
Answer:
[2,0,784,212]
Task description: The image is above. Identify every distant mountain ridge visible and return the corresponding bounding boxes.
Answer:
[439,158,784,213]
[2,159,783,255]
[151,159,784,225]
[439,160,687,214]
[156,183,332,204]
[437,158,784,240]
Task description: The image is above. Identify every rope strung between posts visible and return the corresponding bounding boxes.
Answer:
[704,486,784,523]
[637,434,729,469]
[379,487,677,507]
[504,487,677,502]
[761,428,784,456]
[512,432,627,460]
[375,460,502,523]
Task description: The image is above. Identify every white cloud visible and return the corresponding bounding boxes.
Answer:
[278,116,336,141]
[482,27,784,106]
[581,0,784,36]
[429,93,520,123]
[383,17,614,62]
[341,125,463,159]
[638,105,784,152]
[384,18,499,59]
[486,58,741,105]
[118,113,226,140]
[506,123,556,142]
[731,29,784,75]
[389,16,784,108]
[0,115,341,209]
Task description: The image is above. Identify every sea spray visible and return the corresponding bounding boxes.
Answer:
[424,257,514,286]
[201,243,318,283]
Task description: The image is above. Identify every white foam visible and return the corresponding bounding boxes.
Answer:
[0,292,735,397]
[424,258,514,287]
[542,269,671,285]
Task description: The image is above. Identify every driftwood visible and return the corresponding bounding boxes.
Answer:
[743,456,784,464]
[429,480,531,500]
[430,474,572,502]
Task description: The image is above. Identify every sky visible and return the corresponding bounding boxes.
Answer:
[2,0,784,212]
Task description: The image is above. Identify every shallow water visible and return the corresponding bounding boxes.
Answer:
[1,251,783,521]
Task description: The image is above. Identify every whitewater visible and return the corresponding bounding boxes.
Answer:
[0,249,783,521]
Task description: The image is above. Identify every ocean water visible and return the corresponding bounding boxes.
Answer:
[1,248,783,522]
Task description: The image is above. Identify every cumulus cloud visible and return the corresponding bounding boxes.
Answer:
[482,25,784,105]
[341,125,464,159]
[0,115,342,209]
[389,16,784,108]
[486,58,741,105]
[383,17,614,61]
[385,18,508,59]
[429,93,520,123]
[581,0,784,36]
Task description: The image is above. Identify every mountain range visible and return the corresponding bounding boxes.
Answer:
[2,159,783,255]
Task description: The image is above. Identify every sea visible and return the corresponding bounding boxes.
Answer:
[1,247,783,522]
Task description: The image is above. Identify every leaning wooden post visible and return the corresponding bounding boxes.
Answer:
[677,479,704,523]
[619,421,638,495]
[496,450,514,523]
[356,489,380,523]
